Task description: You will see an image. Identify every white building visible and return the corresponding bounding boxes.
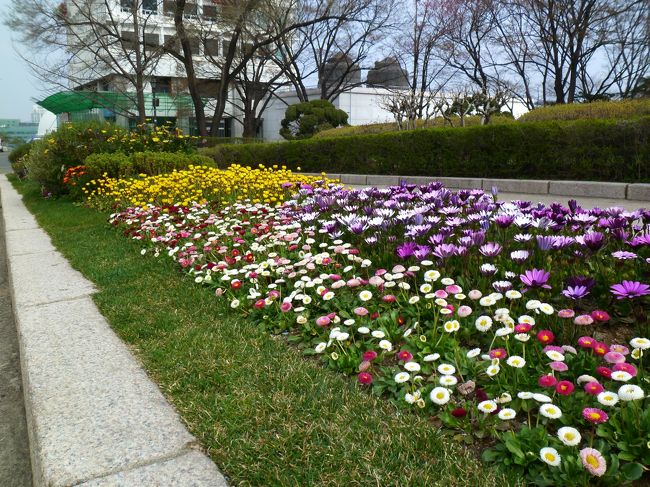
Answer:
[262,87,529,142]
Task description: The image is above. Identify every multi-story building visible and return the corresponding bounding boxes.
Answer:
[39,0,252,137]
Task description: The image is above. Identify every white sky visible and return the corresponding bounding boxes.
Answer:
[0,0,43,121]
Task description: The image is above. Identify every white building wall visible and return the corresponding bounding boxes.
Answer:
[262,87,530,142]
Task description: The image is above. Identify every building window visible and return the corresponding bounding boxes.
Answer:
[164,34,179,50]
[144,33,160,52]
[121,30,136,50]
[204,38,220,56]
[153,77,171,94]
[184,3,198,16]
[203,5,217,19]
[163,0,175,15]
[142,0,157,13]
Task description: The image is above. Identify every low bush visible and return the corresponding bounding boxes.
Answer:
[313,115,516,139]
[23,121,197,195]
[204,117,650,183]
[519,98,650,122]
[84,151,215,179]
[8,142,33,178]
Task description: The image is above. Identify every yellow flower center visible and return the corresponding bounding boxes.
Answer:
[544,453,556,462]
[586,455,599,468]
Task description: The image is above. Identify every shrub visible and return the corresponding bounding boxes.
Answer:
[84,151,215,179]
[204,117,650,183]
[519,98,650,122]
[8,142,33,178]
[280,100,349,140]
[312,115,512,139]
[23,121,198,195]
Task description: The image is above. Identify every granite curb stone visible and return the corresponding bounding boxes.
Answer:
[298,172,650,201]
[0,176,227,487]
[624,184,650,202]
[483,178,549,195]
[549,180,627,199]
[77,451,228,486]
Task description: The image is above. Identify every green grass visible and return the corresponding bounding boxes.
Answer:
[10,176,519,486]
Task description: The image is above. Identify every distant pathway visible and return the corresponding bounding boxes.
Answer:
[350,183,647,211]
[0,151,32,486]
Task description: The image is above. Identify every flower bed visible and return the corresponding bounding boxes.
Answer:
[108,180,649,485]
[83,164,336,209]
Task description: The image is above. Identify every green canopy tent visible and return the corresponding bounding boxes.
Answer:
[37,91,194,117]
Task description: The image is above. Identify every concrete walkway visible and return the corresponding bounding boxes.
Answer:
[0,153,32,486]
[0,173,228,486]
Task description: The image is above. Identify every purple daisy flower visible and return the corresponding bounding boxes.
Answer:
[479,242,502,257]
[611,250,637,260]
[520,268,551,290]
[562,285,590,300]
[610,280,650,299]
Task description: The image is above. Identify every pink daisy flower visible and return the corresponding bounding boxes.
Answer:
[580,448,607,476]
[582,407,608,424]
[584,381,604,395]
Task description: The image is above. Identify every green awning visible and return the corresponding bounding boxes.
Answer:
[37,91,195,115]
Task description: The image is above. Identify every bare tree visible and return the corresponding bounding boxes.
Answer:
[273,0,399,102]
[6,0,167,123]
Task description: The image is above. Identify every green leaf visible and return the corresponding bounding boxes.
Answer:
[504,437,526,459]
[620,462,644,481]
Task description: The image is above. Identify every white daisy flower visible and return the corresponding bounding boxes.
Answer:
[429,387,451,405]
[357,326,370,334]
[423,353,440,362]
[506,356,526,368]
[466,348,481,358]
[517,392,533,399]
[371,330,385,339]
[486,365,500,377]
[498,408,516,420]
[379,340,392,351]
[514,333,530,342]
[359,290,373,301]
[545,350,565,361]
[314,342,327,353]
[505,290,522,299]
[611,371,632,382]
[539,447,561,467]
[597,391,619,406]
[443,320,460,333]
[532,393,552,403]
[618,384,645,401]
[557,426,581,446]
[630,337,650,350]
[404,362,421,372]
[475,315,493,332]
[437,364,456,375]
[477,400,498,413]
[539,403,562,419]
[439,375,458,386]
[409,296,420,304]
[394,372,410,383]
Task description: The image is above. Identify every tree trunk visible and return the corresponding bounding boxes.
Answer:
[174,0,207,136]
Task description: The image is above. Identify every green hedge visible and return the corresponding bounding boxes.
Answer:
[85,151,215,179]
[203,117,650,182]
[519,98,650,122]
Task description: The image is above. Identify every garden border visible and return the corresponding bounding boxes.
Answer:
[302,173,650,202]
[0,175,228,487]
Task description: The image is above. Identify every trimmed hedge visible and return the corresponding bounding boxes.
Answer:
[85,151,215,179]
[203,117,650,182]
[519,98,650,122]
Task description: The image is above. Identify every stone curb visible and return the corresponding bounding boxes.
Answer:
[302,173,650,202]
[0,176,228,487]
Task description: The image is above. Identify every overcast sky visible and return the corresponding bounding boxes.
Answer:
[0,0,44,121]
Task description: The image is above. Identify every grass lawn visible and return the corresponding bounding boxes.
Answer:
[10,176,519,486]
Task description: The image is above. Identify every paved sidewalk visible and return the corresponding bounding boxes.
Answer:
[0,175,32,486]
